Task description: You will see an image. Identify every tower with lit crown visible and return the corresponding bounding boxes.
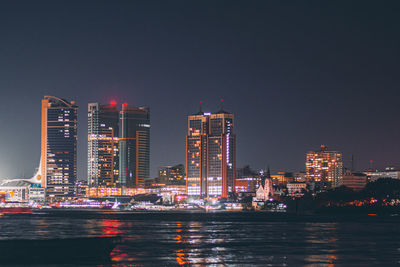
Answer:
[119,104,150,188]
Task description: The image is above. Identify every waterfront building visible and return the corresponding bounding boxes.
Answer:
[88,102,119,187]
[0,179,46,202]
[0,180,30,201]
[305,145,343,189]
[158,164,185,185]
[41,96,78,198]
[75,180,88,197]
[234,165,262,193]
[342,170,367,191]
[119,104,150,188]
[363,167,400,182]
[234,177,260,193]
[186,107,236,198]
[86,186,147,198]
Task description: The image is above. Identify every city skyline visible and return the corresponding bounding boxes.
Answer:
[1,2,400,266]
[1,1,400,180]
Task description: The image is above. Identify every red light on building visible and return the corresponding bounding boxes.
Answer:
[110,100,117,106]
[122,103,128,107]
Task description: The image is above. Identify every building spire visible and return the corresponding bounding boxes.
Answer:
[199,100,203,113]
[266,165,271,179]
[220,98,224,111]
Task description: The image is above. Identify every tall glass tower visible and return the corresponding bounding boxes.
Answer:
[186,108,236,198]
[119,104,150,188]
[41,96,78,198]
[88,102,119,187]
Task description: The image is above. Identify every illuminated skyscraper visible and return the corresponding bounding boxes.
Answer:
[88,102,119,187]
[186,108,236,198]
[119,104,150,188]
[41,96,78,197]
[305,145,343,189]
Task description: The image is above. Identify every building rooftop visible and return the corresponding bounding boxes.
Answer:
[0,179,32,187]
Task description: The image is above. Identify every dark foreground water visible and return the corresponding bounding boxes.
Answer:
[1,210,400,266]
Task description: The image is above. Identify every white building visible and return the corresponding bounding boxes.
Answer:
[364,167,400,182]
[287,182,307,196]
[253,178,274,201]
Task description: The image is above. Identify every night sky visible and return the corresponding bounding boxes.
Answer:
[1,1,400,180]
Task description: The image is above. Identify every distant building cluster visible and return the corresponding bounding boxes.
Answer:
[0,95,399,203]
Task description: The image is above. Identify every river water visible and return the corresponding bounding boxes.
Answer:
[0,210,399,266]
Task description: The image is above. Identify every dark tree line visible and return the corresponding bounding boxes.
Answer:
[286,179,400,213]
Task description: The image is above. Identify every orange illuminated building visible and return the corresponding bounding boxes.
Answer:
[86,187,147,197]
[306,145,343,189]
[271,172,294,185]
[186,104,236,198]
[41,96,78,198]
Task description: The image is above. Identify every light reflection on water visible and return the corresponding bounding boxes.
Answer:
[0,211,400,266]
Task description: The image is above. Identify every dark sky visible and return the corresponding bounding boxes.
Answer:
[1,0,400,179]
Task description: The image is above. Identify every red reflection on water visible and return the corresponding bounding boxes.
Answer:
[100,219,123,237]
[175,222,188,265]
[100,219,128,263]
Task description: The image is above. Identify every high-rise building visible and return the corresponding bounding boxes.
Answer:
[186,108,236,198]
[119,104,150,188]
[158,164,185,185]
[88,102,119,187]
[305,145,343,189]
[41,96,78,198]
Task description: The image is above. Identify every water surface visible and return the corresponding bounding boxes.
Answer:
[1,210,399,266]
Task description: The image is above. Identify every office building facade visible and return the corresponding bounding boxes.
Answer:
[88,102,119,187]
[41,96,78,197]
[119,104,150,188]
[186,109,236,198]
[158,164,185,185]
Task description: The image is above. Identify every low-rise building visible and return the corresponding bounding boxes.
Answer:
[342,171,367,191]
[286,182,307,196]
[364,167,400,182]
[0,179,46,202]
[0,180,30,201]
[271,172,294,185]
[234,177,261,193]
[235,165,262,193]
[158,164,185,185]
[29,187,46,201]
